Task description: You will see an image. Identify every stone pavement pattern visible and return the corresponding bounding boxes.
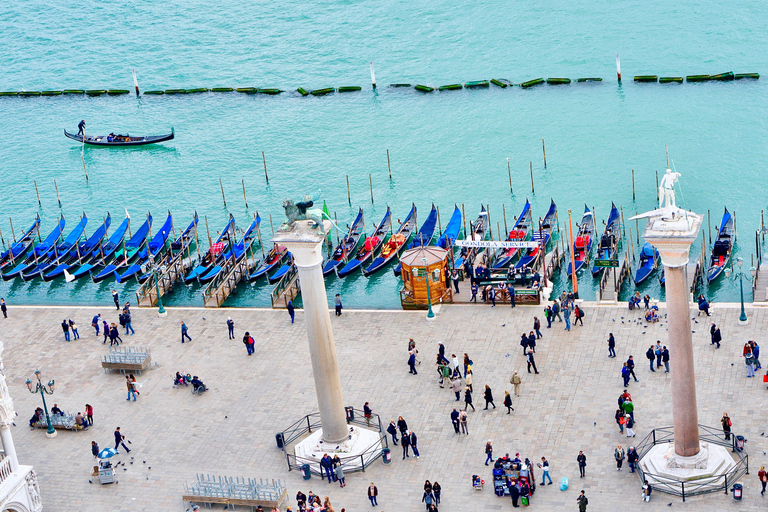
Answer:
[0,301,766,511]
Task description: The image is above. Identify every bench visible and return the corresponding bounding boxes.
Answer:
[33,412,85,431]
[182,475,287,511]
[101,347,152,375]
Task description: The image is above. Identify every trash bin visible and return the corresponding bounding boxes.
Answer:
[345,407,354,422]
[736,435,746,452]
[382,448,391,464]
[301,464,311,480]
[732,483,743,501]
[275,433,284,449]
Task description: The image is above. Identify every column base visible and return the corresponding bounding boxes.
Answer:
[157,311,168,318]
[45,430,57,439]
[294,425,383,471]
[738,317,749,326]
[639,441,737,494]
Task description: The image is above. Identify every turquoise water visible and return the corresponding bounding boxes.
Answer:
[1,1,767,308]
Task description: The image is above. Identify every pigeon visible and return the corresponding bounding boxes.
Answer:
[123,468,127,471]
[89,480,92,484]
[761,432,765,436]
[131,457,134,459]
[502,324,506,327]
[130,462,133,465]
[613,319,615,322]
[667,503,672,506]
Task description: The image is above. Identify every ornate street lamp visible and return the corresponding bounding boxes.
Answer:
[422,257,435,320]
[724,257,756,325]
[26,370,56,438]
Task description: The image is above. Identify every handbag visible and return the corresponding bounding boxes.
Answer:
[521,496,529,506]
[763,374,768,383]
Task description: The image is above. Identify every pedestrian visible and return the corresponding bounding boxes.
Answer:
[654,340,662,369]
[552,300,562,321]
[126,376,138,401]
[397,416,408,439]
[91,313,101,335]
[243,332,255,355]
[625,414,636,437]
[181,321,192,343]
[510,370,521,397]
[123,302,131,314]
[463,353,472,378]
[438,343,449,365]
[627,446,638,472]
[488,286,496,307]
[698,294,710,316]
[410,431,420,458]
[432,482,441,504]
[85,403,94,426]
[464,386,475,411]
[509,481,520,507]
[504,390,514,413]
[465,370,473,392]
[509,285,515,308]
[114,427,130,453]
[470,282,478,303]
[661,346,670,373]
[643,294,650,310]
[527,331,536,353]
[69,319,80,340]
[450,408,460,433]
[0,298,6,319]
[563,303,571,331]
[751,340,762,369]
[758,465,767,495]
[483,384,496,409]
[61,319,70,342]
[367,483,378,507]
[408,350,418,375]
[364,402,372,426]
[721,412,732,440]
[123,310,134,335]
[451,353,460,374]
[607,333,616,358]
[485,440,493,465]
[626,356,639,382]
[621,363,630,386]
[320,453,334,482]
[226,317,235,339]
[421,487,435,510]
[622,397,635,424]
[451,269,460,293]
[334,294,343,316]
[614,444,625,470]
[112,290,120,310]
[576,451,586,478]
[710,322,721,348]
[540,456,552,485]
[520,333,529,356]
[401,429,410,459]
[534,317,542,339]
[451,375,463,401]
[287,300,295,323]
[526,350,539,374]
[744,343,756,377]
[102,320,109,344]
[91,440,99,460]
[574,304,585,325]
[386,420,398,444]
[108,323,121,346]
[615,408,625,434]
[459,409,469,434]
[544,305,552,328]
[645,345,656,372]
[577,490,588,511]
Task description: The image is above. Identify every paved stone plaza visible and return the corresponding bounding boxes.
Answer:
[1,301,767,511]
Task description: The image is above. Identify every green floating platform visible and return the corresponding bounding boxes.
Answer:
[210,87,234,92]
[735,73,759,80]
[41,90,62,96]
[143,90,164,95]
[686,75,710,82]
[235,87,256,93]
[0,92,19,96]
[546,78,571,85]
[337,86,361,93]
[310,88,335,96]
[520,78,545,88]
[257,88,283,95]
[490,78,509,88]
[62,89,85,95]
[438,84,462,91]
[107,89,130,95]
[19,91,42,96]
[577,78,602,82]
[464,80,489,89]
[710,72,734,81]
[634,75,658,82]
[389,83,412,88]
[85,90,106,96]
[165,89,187,94]
[659,77,683,84]
[414,85,434,92]
[186,88,210,94]
[297,87,309,96]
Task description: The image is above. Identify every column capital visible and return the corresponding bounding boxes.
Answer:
[271,220,331,268]
[634,209,702,268]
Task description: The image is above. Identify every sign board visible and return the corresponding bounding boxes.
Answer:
[515,289,539,296]
[454,240,539,249]
[593,259,619,268]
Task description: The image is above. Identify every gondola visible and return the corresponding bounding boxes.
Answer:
[268,256,294,284]
[2,216,65,281]
[634,242,659,285]
[437,206,462,250]
[65,215,130,281]
[516,199,557,270]
[323,208,365,277]
[44,214,112,281]
[337,208,392,278]
[363,204,417,277]
[115,212,173,283]
[64,129,174,146]
[91,213,153,283]
[21,214,89,281]
[393,204,438,276]
[454,205,489,269]
[250,245,288,281]
[136,213,199,283]
[198,219,259,283]
[706,207,734,282]
[0,216,40,270]
[494,200,532,269]
[566,205,595,277]
[590,203,621,276]
[185,215,235,283]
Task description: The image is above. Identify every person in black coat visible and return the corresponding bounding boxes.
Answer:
[509,482,520,507]
[464,387,475,411]
[483,385,496,409]
[527,332,537,353]
[401,429,411,459]
[520,333,529,356]
[397,416,408,437]
[386,420,399,445]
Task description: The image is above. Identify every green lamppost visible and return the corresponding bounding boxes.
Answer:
[26,370,56,438]
[422,257,435,320]
[724,257,755,325]
[154,266,166,316]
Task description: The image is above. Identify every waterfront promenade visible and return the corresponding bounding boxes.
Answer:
[1,301,766,511]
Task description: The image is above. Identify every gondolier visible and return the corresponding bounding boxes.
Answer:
[77,120,86,136]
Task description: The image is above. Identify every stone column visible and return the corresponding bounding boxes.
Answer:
[273,220,348,444]
[640,210,703,457]
[0,346,19,471]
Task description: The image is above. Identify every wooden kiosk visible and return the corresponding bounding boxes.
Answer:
[399,246,453,310]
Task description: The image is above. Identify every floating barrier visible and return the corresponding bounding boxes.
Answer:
[310,88,335,96]
[63,89,85,95]
[464,80,489,89]
[41,90,62,96]
[577,78,602,82]
[257,88,283,95]
[107,89,129,95]
[546,78,571,84]
[520,78,545,88]
[143,90,164,95]
[710,71,734,81]
[735,73,759,79]
[85,90,106,96]
[659,77,683,83]
[389,83,412,88]
[296,87,309,96]
[490,78,507,88]
[634,75,658,82]
[186,88,210,94]
[19,91,42,96]
[235,87,256,93]
[0,92,18,96]
[337,86,362,93]
[165,89,187,94]
[414,85,434,92]
[686,75,710,82]
[210,87,234,92]
[438,84,462,91]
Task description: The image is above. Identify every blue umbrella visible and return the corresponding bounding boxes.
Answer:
[97,447,118,459]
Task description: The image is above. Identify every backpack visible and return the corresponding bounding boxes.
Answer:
[646,348,654,360]
[577,308,585,318]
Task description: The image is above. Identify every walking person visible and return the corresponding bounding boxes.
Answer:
[608,333,616,357]
[367,483,378,507]
[540,457,553,485]
[459,409,469,434]
[112,290,120,310]
[645,345,656,372]
[721,412,732,440]
[85,404,94,426]
[69,319,80,340]
[510,371,521,397]
[109,324,122,346]
[520,333,529,356]
[242,332,255,355]
[421,487,435,511]
[450,408,460,433]
[126,376,138,401]
[432,482,441,505]
[577,490,588,511]
[488,286,496,307]
[114,427,130,453]
[409,431,420,458]
[483,384,496,409]
[451,374,463,401]
[626,356,639,382]
[621,363,631,386]
[509,285,515,307]
[526,350,539,374]
[91,440,99,460]
[751,340,762,369]
[615,408,625,434]
[625,414,636,437]
[91,313,101,335]
[758,465,767,495]
[123,311,134,335]
[627,446,638,472]
[364,402,372,426]
[504,390,514,413]
[485,440,493,465]
[527,331,536,353]
[577,451,586,478]
[61,319,70,342]
[286,300,295,323]
[563,303,571,331]
[470,282,478,303]
[614,444,625,470]
[386,420,398,444]
[451,269,460,293]
[180,321,192,343]
[545,305,552,328]
[0,298,6,319]
[408,350,418,375]
[534,317,542,338]
[710,322,721,348]
[397,416,408,439]
[464,387,475,411]
[102,320,109,344]
[334,294,343,316]
[226,317,235,339]
[574,304,585,325]
[661,346,670,373]
[552,300,562,321]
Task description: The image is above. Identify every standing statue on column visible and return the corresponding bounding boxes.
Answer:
[658,169,681,210]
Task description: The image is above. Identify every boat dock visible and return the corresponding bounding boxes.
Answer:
[753,232,768,303]
[685,256,701,296]
[202,250,258,308]
[270,266,300,308]
[136,238,197,308]
[597,251,630,303]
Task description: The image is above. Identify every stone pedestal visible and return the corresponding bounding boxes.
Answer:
[272,220,348,444]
